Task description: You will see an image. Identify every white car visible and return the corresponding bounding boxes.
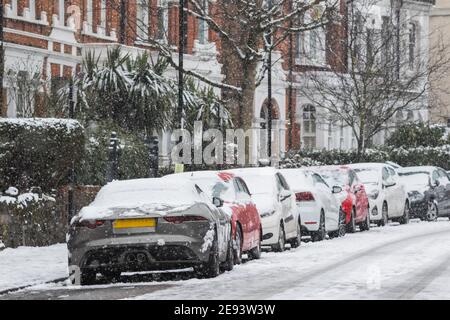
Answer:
[348,163,409,226]
[280,169,344,241]
[228,167,301,251]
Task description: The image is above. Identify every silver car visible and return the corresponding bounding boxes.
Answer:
[68,178,233,285]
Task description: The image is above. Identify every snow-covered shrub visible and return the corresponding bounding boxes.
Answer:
[0,118,84,192]
[0,190,64,248]
[282,146,449,170]
[387,123,449,148]
[76,121,151,186]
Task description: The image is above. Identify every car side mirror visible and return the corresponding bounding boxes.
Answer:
[433,180,440,187]
[383,178,396,188]
[279,190,292,202]
[212,197,224,208]
[332,186,343,194]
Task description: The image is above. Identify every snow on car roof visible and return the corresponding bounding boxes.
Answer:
[398,166,436,174]
[91,178,206,208]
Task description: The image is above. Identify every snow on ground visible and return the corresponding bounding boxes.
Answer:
[2,220,450,299]
[0,244,68,292]
[131,220,450,300]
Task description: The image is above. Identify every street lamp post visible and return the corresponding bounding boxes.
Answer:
[0,0,4,113]
[178,0,187,130]
[266,0,273,163]
[68,82,76,220]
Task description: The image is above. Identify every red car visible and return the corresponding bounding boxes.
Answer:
[314,166,370,233]
[166,171,262,264]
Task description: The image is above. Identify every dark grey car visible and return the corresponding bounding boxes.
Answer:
[398,166,450,221]
[68,178,233,285]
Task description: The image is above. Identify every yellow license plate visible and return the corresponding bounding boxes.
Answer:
[113,218,156,229]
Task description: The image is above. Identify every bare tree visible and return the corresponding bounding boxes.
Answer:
[108,0,340,130]
[299,0,450,157]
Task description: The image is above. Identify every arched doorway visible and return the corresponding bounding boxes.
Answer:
[258,98,281,160]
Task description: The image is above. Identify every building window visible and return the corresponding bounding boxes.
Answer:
[408,22,417,70]
[57,0,65,26]
[100,0,107,28]
[156,0,168,41]
[136,0,149,40]
[197,0,208,44]
[86,0,93,30]
[302,105,316,149]
[339,121,344,150]
[327,121,333,150]
[296,10,326,65]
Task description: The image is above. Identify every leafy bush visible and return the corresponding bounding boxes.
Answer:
[281,145,450,170]
[0,118,84,192]
[76,121,151,186]
[387,123,449,148]
[0,192,65,248]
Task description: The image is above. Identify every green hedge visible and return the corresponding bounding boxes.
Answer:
[0,118,85,192]
[76,122,151,186]
[281,146,450,170]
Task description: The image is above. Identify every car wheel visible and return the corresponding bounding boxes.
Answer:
[221,239,234,272]
[233,226,243,265]
[272,223,286,252]
[248,231,262,260]
[378,202,388,227]
[311,211,326,242]
[399,201,410,225]
[346,208,356,233]
[426,202,438,222]
[359,206,371,231]
[79,269,96,286]
[329,209,346,238]
[196,234,220,279]
[289,221,302,248]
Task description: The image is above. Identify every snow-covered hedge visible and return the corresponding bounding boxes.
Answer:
[0,190,65,248]
[281,146,450,170]
[0,118,84,192]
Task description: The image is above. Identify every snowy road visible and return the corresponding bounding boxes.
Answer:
[2,220,450,300]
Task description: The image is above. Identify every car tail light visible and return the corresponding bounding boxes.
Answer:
[76,220,105,229]
[163,216,208,224]
[296,192,315,202]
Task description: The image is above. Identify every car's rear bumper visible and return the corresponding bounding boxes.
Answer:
[297,203,321,233]
[409,200,428,219]
[69,234,211,272]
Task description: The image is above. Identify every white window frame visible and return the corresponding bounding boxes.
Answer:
[136,0,150,40]
[197,0,209,44]
[100,0,107,29]
[156,0,169,42]
[296,12,326,66]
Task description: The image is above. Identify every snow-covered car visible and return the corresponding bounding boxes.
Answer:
[228,167,301,251]
[163,170,262,263]
[311,166,370,233]
[348,163,409,226]
[279,169,344,241]
[398,166,450,221]
[67,178,233,285]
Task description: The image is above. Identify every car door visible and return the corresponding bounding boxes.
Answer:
[351,170,368,221]
[275,173,296,237]
[387,166,404,216]
[313,173,339,230]
[431,169,446,214]
[437,169,450,214]
[234,178,252,249]
[236,177,260,247]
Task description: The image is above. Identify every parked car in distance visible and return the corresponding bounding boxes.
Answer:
[163,170,262,263]
[228,167,301,251]
[68,178,233,285]
[279,169,344,241]
[312,166,370,233]
[398,166,450,221]
[348,163,409,226]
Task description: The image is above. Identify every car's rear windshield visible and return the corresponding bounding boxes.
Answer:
[353,168,379,184]
[318,169,350,186]
[92,180,200,207]
[240,175,275,195]
[282,171,312,189]
[399,171,430,187]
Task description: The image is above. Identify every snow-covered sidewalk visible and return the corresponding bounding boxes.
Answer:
[0,244,68,292]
